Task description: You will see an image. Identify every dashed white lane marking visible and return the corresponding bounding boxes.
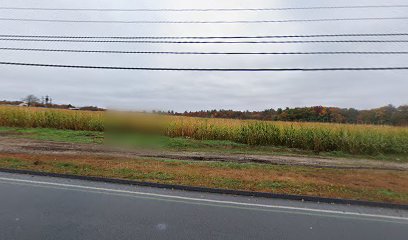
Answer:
[0,176,407,223]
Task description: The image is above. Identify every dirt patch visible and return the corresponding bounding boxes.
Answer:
[0,136,407,171]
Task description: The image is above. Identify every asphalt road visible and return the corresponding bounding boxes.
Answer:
[0,172,407,240]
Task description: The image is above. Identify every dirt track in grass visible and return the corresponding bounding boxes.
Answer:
[1,136,407,171]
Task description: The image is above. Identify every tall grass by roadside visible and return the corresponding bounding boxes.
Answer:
[0,106,407,155]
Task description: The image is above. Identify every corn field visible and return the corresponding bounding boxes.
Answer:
[1,106,407,155]
[0,106,104,131]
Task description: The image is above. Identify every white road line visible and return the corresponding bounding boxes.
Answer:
[0,176,407,222]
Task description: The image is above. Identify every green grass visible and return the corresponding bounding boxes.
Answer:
[0,126,103,143]
[377,189,401,198]
[112,168,176,181]
[212,177,243,188]
[0,157,28,168]
[257,181,287,190]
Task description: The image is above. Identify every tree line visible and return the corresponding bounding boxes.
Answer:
[176,105,408,126]
[0,95,105,111]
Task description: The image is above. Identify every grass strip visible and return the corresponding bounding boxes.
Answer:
[0,152,407,204]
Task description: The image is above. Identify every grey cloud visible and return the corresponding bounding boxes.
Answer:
[0,0,407,111]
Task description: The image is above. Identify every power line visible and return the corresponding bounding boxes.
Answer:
[1,61,408,71]
[1,47,408,55]
[1,17,408,24]
[1,5,408,12]
[1,33,408,39]
[1,38,408,44]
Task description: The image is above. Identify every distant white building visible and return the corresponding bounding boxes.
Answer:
[18,102,28,107]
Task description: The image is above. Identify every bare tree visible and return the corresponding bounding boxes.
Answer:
[22,94,40,106]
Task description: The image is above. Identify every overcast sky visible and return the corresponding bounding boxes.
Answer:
[0,0,407,111]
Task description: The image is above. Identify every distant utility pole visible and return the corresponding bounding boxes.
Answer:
[41,95,53,107]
